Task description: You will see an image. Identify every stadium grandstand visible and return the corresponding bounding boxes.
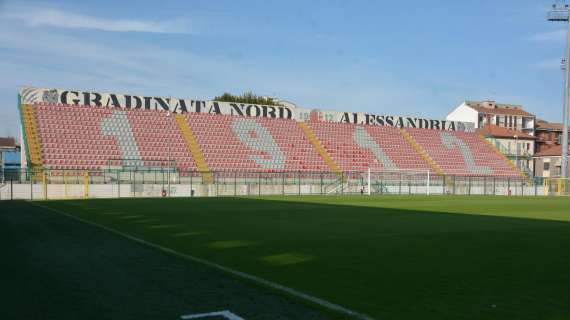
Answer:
[16,87,522,175]
[2,86,539,200]
[4,3,570,320]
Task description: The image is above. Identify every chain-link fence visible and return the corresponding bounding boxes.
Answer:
[0,168,545,201]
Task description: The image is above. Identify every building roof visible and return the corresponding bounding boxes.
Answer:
[465,100,534,117]
[0,137,16,148]
[476,125,535,140]
[534,145,570,157]
[536,120,570,132]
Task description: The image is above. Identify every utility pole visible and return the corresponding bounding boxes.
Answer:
[548,3,570,178]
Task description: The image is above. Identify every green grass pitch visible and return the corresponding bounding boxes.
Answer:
[6,195,570,319]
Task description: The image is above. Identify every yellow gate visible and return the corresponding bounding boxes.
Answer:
[544,178,570,196]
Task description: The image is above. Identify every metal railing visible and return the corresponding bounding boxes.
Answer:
[488,138,533,158]
[0,168,547,200]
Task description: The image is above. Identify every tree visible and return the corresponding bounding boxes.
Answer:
[213,92,283,106]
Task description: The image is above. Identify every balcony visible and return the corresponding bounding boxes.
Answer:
[490,139,533,158]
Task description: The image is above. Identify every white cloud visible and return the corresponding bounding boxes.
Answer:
[529,29,566,42]
[0,21,254,97]
[1,6,191,34]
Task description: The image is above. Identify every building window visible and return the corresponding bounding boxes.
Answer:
[544,162,550,171]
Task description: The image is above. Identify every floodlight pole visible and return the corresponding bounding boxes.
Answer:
[561,14,570,178]
[548,3,570,178]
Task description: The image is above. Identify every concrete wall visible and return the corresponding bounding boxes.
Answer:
[534,156,568,178]
[446,102,478,128]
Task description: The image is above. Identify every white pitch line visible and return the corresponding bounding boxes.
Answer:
[101,211,125,215]
[180,310,244,320]
[132,218,158,223]
[172,232,203,237]
[118,215,143,220]
[147,224,176,229]
[29,202,375,320]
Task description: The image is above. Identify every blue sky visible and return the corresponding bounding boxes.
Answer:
[0,0,567,137]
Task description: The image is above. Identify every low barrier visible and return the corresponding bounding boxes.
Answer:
[0,169,545,200]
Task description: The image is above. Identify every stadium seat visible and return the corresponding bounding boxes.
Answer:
[34,103,197,171]
[406,128,520,177]
[308,122,432,173]
[182,113,329,172]
[28,102,521,178]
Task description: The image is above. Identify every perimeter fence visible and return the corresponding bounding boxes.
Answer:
[0,168,548,201]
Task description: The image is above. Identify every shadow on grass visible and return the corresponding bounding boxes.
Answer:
[27,196,570,320]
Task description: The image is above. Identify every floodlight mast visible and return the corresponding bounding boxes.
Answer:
[548,3,570,178]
